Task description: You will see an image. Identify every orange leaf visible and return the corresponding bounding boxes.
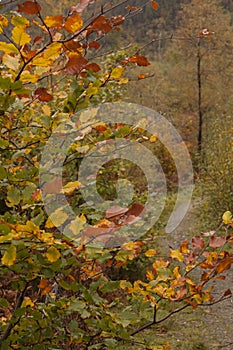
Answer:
[18,1,41,14]
[215,257,233,274]
[64,13,83,33]
[151,1,159,11]
[43,177,63,194]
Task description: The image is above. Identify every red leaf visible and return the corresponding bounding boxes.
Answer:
[65,54,88,75]
[34,87,52,102]
[18,1,41,14]
[63,40,82,53]
[151,1,159,11]
[89,41,101,50]
[192,236,205,250]
[128,54,150,66]
[209,236,226,248]
[85,62,101,72]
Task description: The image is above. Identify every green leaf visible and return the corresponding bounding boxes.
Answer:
[7,186,21,206]
[100,281,120,293]
[0,165,7,179]
[1,244,17,266]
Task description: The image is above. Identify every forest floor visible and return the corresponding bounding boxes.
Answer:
[154,199,233,350]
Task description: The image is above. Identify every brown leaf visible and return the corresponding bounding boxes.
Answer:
[106,206,128,219]
[18,1,41,14]
[34,87,53,102]
[43,177,63,194]
[110,15,125,26]
[88,15,112,35]
[85,62,101,72]
[192,236,205,250]
[65,53,88,75]
[128,54,150,66]
[209,236,226,248]
[89,41,101,50]
[127,203,145,217]
[223,288,232,297]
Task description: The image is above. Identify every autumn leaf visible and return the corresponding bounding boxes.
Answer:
[209,236,226,248]
[1,245,16,266]
[18,1,41,15]
[151,1,159,11]
[192,236,205,250]
[89,41,101,50]
[222,211,232,225]
[65,53,88,75]
[215,257,233,274]
[44,15,63,28]
[62,181,81,194]
[145,249,158,257]
[110,66,125,79]
[12,26,31,46]
[128,54,150,66]
[170,249,184,262]
[34,87,53,102]
[64,13,83,33]
[45,246,61,262]
[45,208,69,228]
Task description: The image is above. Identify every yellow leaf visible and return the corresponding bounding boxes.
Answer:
[69,215,86,236]
[145,249,158,257]
[118,77,129,85]
[146,270,155,281]
[43,42,62,60]
[22,297,34,308]
[42,105,51,117]
[45,208,69,228]
[0,233,13,243]
[1,245,16,266]
[170,249,184,262]
[222,210,232,224]
[0,42,18,54]
[192,293,202,304]
[62,181,81,194]
[32,57,53,67]
[149,133,158,143]
[2,54,20,70]
[45,246,61,262]
[12,26,31,46]
[110,66,125,79]
[20,70,39,83]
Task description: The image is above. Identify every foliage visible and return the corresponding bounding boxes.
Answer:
[0,1,233,349]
